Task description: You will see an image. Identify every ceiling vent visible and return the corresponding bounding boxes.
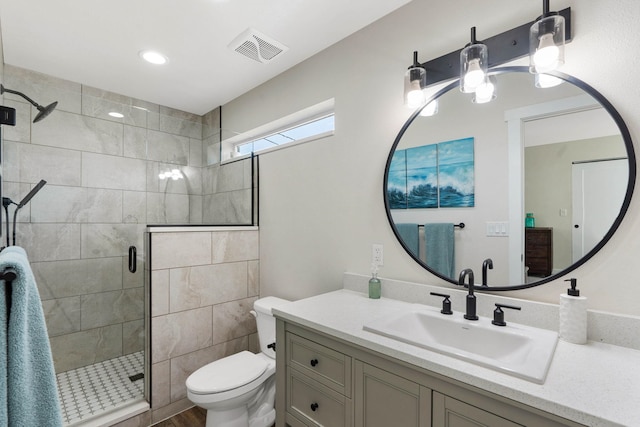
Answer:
[228,28,289,63]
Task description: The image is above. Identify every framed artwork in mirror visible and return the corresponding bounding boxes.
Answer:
[386,137,475,209]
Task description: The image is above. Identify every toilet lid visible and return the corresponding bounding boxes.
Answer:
[187,351,268,394]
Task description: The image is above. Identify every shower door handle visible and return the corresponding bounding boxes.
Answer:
[128,246,137,273]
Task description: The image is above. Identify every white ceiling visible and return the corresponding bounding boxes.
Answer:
[524,108,620,147]
[0,0,412,115]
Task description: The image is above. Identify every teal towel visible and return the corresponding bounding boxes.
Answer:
[0,247,63,426]
[395,223,419,258]
[424,223,455,279]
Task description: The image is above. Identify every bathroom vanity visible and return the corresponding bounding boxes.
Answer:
[273,277,640,427]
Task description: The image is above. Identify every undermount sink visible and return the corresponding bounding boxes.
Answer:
[363,305,558,383]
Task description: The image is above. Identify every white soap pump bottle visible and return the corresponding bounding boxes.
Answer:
[559,278,587,344]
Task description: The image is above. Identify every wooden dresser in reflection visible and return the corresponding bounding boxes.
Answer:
[525,227,553,277]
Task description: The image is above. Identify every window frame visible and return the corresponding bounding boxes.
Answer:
[220,99,335,163]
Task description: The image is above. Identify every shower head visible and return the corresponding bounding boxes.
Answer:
[34,101,58,123]
[0,84,58,123]
[17,179,47,208]
[8,179,47,247]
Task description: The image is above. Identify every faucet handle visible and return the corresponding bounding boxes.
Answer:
[430,292,453,315]
[492,303,521,326]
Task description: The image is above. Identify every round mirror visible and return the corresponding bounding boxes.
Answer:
[384,67,636,290]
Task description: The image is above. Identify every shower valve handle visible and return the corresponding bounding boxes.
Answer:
[128,246,137,273]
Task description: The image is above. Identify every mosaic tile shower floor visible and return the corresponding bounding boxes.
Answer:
[56,351,145,426]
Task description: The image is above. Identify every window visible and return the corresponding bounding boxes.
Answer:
[235,114,334,156]
[221,99,334,162]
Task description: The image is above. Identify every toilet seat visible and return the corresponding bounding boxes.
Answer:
[187,351,269,395]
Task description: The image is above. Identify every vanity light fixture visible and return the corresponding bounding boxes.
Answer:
[472,75,497,104]
[535,73,563,88]
[529,0,565,74]
[419,100,439,117]
[404,51,439,115]
[404,51,427,108]
[405,6,571,89]
[460,27,488,94]
[403,3,571,110]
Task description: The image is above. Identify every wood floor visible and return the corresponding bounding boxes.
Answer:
[152,406,206,427]
[151,406,276,427]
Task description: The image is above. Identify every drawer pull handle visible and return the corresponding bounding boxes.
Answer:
[310,358,318,367]
[310,403,319,412]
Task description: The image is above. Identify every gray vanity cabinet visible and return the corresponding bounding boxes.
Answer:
[284,332,352,426]
[432,392,521,427]
[354,361,431,427]
[276,319,583,427]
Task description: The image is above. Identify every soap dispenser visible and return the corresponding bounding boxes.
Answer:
[559,278,587,344]
[369,263,381,299]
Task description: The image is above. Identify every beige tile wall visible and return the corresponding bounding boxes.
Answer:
[2,63,260,426]
[148,228,260,423]
[2,64,204,373]
[3,64,256,376]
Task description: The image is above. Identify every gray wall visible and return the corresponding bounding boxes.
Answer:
[525,135,627,270]
[221,0,640,315]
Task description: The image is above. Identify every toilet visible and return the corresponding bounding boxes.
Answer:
[186,296,290,427]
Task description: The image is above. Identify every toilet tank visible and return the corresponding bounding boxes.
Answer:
[253,296,290,359]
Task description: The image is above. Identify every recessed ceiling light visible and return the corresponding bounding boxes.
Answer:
[139,50,168,65]
[109,112,125,118]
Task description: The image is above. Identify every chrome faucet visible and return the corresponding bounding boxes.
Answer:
[482,258,493,287]
[458,268,478,320]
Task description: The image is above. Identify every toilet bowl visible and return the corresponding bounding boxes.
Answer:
[186,296,290,427]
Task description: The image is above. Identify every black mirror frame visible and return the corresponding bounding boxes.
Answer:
[384,66,636,291]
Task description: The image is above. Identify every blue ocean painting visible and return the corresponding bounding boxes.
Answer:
[407,144,438,208]
[438,138,475,207]
[387,149,408,209]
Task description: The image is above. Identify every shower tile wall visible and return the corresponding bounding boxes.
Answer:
[202,160,254,224]
[148,229,260,423]
[202,110,254,225]
[1,64,253,374]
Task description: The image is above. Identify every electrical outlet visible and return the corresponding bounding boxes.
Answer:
[372,244,384,266]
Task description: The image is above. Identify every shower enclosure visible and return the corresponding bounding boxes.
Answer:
[1,65,255,425]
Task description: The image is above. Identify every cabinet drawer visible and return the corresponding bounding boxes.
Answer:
[433,392,522,427]
[526,256,549,267]
[525,233,550,245]
[525,246,549,258]
[287,332,352,396]
[287,368,352,427]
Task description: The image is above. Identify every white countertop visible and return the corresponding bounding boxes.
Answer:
[273,289,640,427]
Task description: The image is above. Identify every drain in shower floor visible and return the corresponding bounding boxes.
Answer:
[129,373,144,382]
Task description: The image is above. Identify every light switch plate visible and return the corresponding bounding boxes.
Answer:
[486,221,509,237]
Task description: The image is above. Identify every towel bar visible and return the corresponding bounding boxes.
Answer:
[2,267,17,323]
[418,222,465,229]
[1,267,17,282]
